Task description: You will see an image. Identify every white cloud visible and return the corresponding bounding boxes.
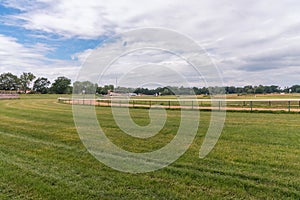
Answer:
[2,0,300,86]
[0,34,79,81]
[3,0,178,38]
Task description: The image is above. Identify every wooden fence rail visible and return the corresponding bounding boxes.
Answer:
[0,93,19,99]
[58,98,300,112]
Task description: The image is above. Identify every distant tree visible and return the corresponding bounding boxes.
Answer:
[96,85,114,95]
[134,87,152,95]
[114,86,135,93]
[244,85,254,94]
[160,87,174,95]
[269,85,280,93]
[33,77,51,94]
[254,85,264,94]
[236,87,244,94]
[225,86,237,94]
[50,76,71,94]
[290,85,300,93]
[19,72,36,93]
[0,73,20,91]
[73,81,98,94]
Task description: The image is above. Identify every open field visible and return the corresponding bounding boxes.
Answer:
[0,95,300,199]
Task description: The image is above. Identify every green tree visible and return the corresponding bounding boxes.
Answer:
[50,76,71,94]
[290,85,300,93]
[225,86,237,94]
[19,72,36,93]
[269,85,280,93]
[73,81,98,94]
[96,85,114,95]
[254,85,264,94]
[244,85,254,94]
[0,73,20,91]
[33,77,51,94]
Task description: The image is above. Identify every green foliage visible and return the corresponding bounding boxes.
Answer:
[133,87,176,95]
[96,84,114,95]
[73,81,98,94]
[19,72,36,93]
[226,85,280,95]
[0,72,20,90]
[290,85,300,93]
[133,85,281,95]
[50,76,72,94]
[33,77,51,94]
[1,71,300,96]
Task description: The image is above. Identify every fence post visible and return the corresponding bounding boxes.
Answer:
[150,100,151,108]
[169,101,170,109]
[250,101,253,112]
[288,101,291,112]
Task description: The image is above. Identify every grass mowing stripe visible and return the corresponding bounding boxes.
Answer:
[165,165,299,198]
[0,130,77,151]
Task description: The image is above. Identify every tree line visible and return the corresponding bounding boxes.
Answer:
[0,72,71,94]
[1,72,300,95]
[131,85,299,95]
[0,72,115,95]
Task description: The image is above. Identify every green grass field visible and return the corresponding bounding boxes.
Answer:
[0,95,299,199]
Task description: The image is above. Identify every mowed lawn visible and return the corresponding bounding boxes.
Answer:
[0,95,299,199]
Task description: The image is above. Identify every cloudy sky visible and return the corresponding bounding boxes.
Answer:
[0,0,300,87]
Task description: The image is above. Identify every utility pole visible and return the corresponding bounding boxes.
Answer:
[115,76,118,89]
